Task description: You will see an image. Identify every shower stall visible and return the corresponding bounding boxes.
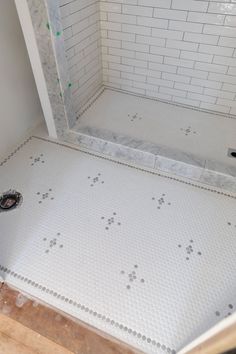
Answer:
[0,1,235,353]
[16,0,236,192]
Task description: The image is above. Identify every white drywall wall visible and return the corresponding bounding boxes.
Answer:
[0,0,43,158]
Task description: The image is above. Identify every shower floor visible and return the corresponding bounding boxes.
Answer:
[71,88,236,192]
[1,136,236,354]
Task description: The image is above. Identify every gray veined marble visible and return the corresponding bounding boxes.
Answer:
[63,126,236,193]
[65,129,156,168]
[155,146,206,181]
[200,160,236,193]
[26,0,75,137]
[77,126,162,156]
[72,125,206,180]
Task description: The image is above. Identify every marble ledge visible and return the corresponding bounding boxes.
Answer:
[64,128,236,194]
[200,160,236,193]
[64,130,156,168]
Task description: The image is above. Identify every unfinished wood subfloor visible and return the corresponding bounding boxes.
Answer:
[0,284,139,354]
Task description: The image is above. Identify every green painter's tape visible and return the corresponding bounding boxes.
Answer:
[56,31,62,37]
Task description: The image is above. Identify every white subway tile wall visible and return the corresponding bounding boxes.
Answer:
[101,0,236,115]
[60,0,236,116]
[59,0,102,115]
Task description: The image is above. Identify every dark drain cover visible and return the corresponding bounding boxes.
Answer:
[231,151,236,158]
[228,148,236,159]
[0,190,22,212]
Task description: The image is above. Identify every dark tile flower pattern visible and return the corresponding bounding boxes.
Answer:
[30,154,45,166]
[20,144,235,353]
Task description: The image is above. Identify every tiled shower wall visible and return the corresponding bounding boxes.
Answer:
[59,0,102,115]
[100,0,236,116]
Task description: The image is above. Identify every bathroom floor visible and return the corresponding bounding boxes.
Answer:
[1,135,236,354]
[72,88,236,190]
[75,88,236,166]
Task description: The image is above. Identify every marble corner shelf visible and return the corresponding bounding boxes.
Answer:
[62,88,236,194]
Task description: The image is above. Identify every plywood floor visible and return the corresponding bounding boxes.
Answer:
[0,284,139,354]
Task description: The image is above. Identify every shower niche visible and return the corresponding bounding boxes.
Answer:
[16,0,236,191]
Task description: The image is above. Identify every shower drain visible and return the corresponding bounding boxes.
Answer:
[227,148,236,159]
[0,190,23,212]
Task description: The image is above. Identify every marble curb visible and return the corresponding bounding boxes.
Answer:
[64,127,236,194]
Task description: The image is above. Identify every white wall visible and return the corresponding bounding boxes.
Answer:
[0,0,43,158]
[60,0,102,116]
[100,0,236,116]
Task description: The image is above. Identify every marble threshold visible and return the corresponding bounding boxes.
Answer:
[62,126,236,194]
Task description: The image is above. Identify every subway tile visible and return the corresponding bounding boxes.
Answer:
[159,86,187,97]
[184,32,219,44]
[173,96,200,107]
[166,39,198,52]
[164,57,194,68]
[109,62,134,72]
[208,2,236,15]
[149,62,177,73]
[187,92,216,104]
[135,67,161,78]
[147,77,174,88]
[222,83,236,92]
[198,44,234,57]
[225,15,236,27]
[208,72,236,84]
[169,20,203,33]
[123,5,153,17]
[203,24,236,37]
[180,51,213,63]
[154,8,187,21]
[61,0,236,117]
[100,21,121,31]
[108,30,135,42]
[217,97,236,108]
[101,38,121,48]
[195,62,228,74]
[122,41,149,52]
[218,36,236,48]
[200,102,230,113]
[178,67,208,79]
[122,56,148,68]
[162,72,190,84]
[172,0,208,12]
[187,12,225,25]
[174,82,204,94]
[204,87,235,100]
[138,0,171,8]
[100,2,121,13]
[152,28,183,40]
[228,67,236,76]
[150,46,180,58]
[191,78,222,89]
[137,16,168,29]
[136,52,163,64]
[134,67,161,79]
[109,47,135,58]
[108,13,136,24]
[121,71,146,82]
[122,24,151,36]
[136,35,165,47]
[213,55,236,67]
